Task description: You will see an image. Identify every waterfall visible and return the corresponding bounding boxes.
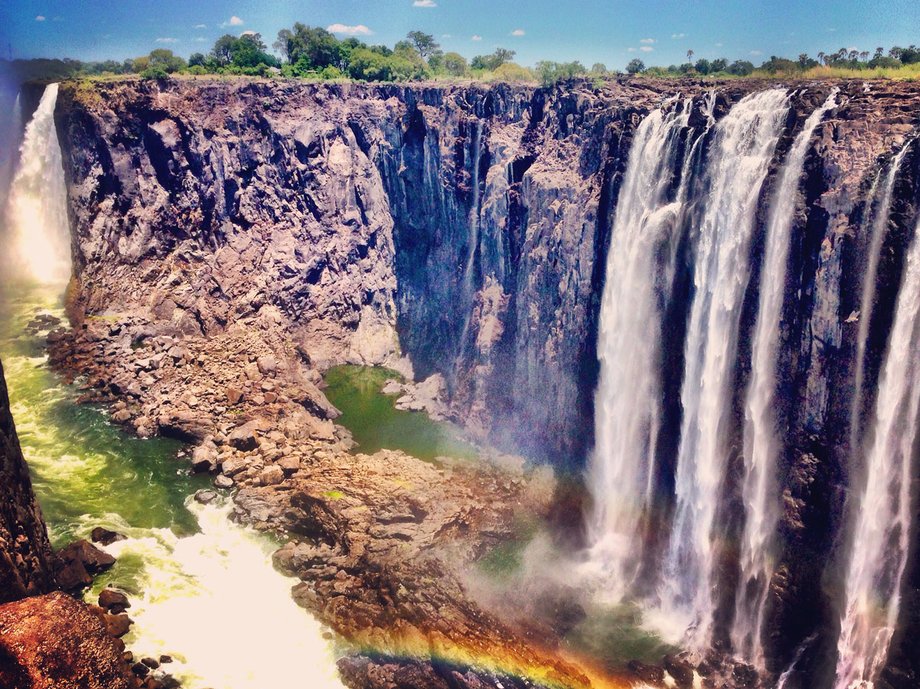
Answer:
[587,98,697,597]
[657,89,790,648]
[834,215,920,689]
[0,91,23,215]
[731,90,838,666]
[4,83,72,285]
[456,118,484,367]
[848,141,913,456]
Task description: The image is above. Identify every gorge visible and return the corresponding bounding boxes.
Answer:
[0,74,918,689]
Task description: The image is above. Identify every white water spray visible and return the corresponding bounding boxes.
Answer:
[731,90,838,665]
[5,83,72,284]
[657,89,790,648]
[93,501,346,689]
[587,98,695,597]
[834,215,920,689]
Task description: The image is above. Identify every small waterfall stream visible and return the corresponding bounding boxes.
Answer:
[834,214,920,688]
[731,90,838,666]
[848,141,913,455]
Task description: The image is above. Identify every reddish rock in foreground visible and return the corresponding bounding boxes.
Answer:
[0,591,134,689]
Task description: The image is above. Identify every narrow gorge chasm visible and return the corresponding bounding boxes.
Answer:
[1,75,919,689]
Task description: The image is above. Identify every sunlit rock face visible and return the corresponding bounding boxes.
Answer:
[52,78,920,687]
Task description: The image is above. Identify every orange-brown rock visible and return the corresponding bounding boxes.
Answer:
[0,591,134,689]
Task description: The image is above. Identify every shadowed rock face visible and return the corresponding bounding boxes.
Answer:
[50,77,920,686]
[0,359,55,604]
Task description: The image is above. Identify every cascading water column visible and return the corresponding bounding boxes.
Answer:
[848,141,913,455]
[587,98,696,597]
[731,90,838,666]
[4,82,72,285]
[834,214,920,689]
[656,88,790,649]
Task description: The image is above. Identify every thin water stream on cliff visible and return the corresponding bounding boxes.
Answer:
[2,82,346,689]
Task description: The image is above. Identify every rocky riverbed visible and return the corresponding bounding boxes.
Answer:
[43,308,609,688]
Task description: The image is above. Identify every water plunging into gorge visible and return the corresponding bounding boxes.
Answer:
[834,209,920,689]
[588,85,919,687]
[2,84,345,689]
[731,90,839,667]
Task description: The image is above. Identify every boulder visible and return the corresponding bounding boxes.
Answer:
[0,591,134,688]
[194,489,218,504]
[104,612,132,638]
[98,588,130,614]
[90,527,126,546]
[54,539,116,592]
[220,455,249,477]
[228,421,263,451]
[214,474,234,489]
[259,465,284,486]
[191,444,218,472]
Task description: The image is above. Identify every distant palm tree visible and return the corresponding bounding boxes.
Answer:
[687,49,694,64]
[817,51,826,65]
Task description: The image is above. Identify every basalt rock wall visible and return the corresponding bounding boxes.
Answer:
[0,359,55,604]
[52,77,920,687]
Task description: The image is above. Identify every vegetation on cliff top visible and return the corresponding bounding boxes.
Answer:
[4,25,920,85]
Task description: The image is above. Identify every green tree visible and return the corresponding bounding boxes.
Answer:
[471,48,516,71]
[442,52,469,76]
[212,35,238,66]
[406,31,440,61]
[726,59,754,76]
[274,24,340,68]
[626,58,645,74]
[148,49,186,73]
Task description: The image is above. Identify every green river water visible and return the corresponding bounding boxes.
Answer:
[323,365,479,462]
[1,283,346,689]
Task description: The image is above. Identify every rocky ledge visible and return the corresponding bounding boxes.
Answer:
[44,310,600,688]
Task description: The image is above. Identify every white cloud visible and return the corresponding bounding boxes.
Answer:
[511,28,525,37]
[156,37,179,43]
[640,46,654,52]
[413,0,437,6]
[195,37,207,42]
[441,33,452,38]
[221,15,244,27]
[241,30,257,36]
[750,49,763,56]
[35,15,46,21]
[195,23,207,29]
[827,27,838,33]
[671,32,686,39]
[471,34,482,41]
[327,23,373,36]
[715,41,724,47]
[627,47,636,53]
[640,37,655,44]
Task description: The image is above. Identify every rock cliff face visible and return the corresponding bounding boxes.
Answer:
[53,77,751,464]
[0,359,55,603]
[52,77,920,688]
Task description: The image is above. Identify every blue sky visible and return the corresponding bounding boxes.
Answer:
[1,0,919,69]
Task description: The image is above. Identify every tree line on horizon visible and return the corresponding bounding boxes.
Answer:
[4,23,920,85]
